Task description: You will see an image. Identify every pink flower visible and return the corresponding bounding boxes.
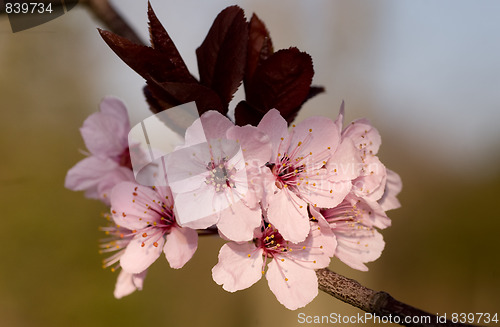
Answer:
[110,181,198,274]
[212,219,334,310]
[338,108,388,202]
[99,221,147,299]
[332,102,402,209]
[165,111,271,242]
[310,195,388,271]
[257,109,342,243]
[65,97,135,205]
[378,169,403,211]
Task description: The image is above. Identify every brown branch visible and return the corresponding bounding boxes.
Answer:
[316,268,484,327]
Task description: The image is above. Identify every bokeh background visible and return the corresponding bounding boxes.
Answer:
[1,1,499,326]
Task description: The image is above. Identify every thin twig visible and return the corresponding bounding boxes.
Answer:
[81,0,144,45]
[1,0,144,45]
[316,268,484,327]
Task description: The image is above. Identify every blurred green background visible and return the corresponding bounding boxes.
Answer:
[1,1,499,326]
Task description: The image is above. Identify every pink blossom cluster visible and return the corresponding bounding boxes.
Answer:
[66,97,401,309]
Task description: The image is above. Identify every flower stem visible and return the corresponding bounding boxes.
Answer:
[81,0,144,45]
[316,268,484,327]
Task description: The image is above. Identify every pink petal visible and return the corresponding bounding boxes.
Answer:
[212,242,264,292]
[226,125,272,166]
[308,207,337,259]
[114,269,147,299]
[171,186,219,229]
[216,201,262,242]
[327,138,362,183]
[165,143,211,193]
[333,101,345,132]
[342,118,381,156]
[266,258,318,310]
[288,116,340,161]
[110,182,159,230]
[99,96,130,130]
[347,195,391,229]
[378,169,402,211]
[96,166,135,205]
[334,222,385,271]
[257,109,289,159]
[285,225,334,270]
[267,189,310,243]
[164,227,198,269]
[298,169,351,209]
[243,166,269,209]
[259,169,278,210]
[81,98,130,157]
[184,111,234,145]
[65,156,119,199]
[120,234,165,274]
[352,155,387,202]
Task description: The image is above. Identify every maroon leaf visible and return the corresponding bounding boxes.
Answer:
[245,13,274,85]
[144,86,207,135]
[234,101,265,126]
[245,47,314,123]
[143,83,179,114]
[99,29,193,84]
[306,86,325,101]
[151,80,224,113]
[196,6,248,109]
[147,2,193,82]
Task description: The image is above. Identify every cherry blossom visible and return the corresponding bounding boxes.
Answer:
[257,109,343,243]
[333,103,402,209]
[338,109,388,202]
[310,195,388,271]
[212,219,334,310]
[110,181,198,274]
[65,97,135,205]
[67,2,406,310]
[165,111,271,242]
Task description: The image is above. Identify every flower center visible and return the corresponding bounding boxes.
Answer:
[118,147,133,170]
[268,157,305,190]
[205,158,235,192]
[255,223,287,257]
[250,222,322,282]
[123,186,178,248]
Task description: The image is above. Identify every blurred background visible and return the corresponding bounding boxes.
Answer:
[1,0,499,326]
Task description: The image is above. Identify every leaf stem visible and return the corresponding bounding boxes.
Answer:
[316,268,484,327]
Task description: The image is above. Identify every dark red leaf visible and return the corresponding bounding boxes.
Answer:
[151,81,224,114]
[99,29,193,84]
[196,6,248,110]
[306,86,325,101]
[245,14,274,85]
[147,2,193,82]
[144,86,205,135]
[144,83,178,114]
[245,47,314,123]
[234,101,266,126]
